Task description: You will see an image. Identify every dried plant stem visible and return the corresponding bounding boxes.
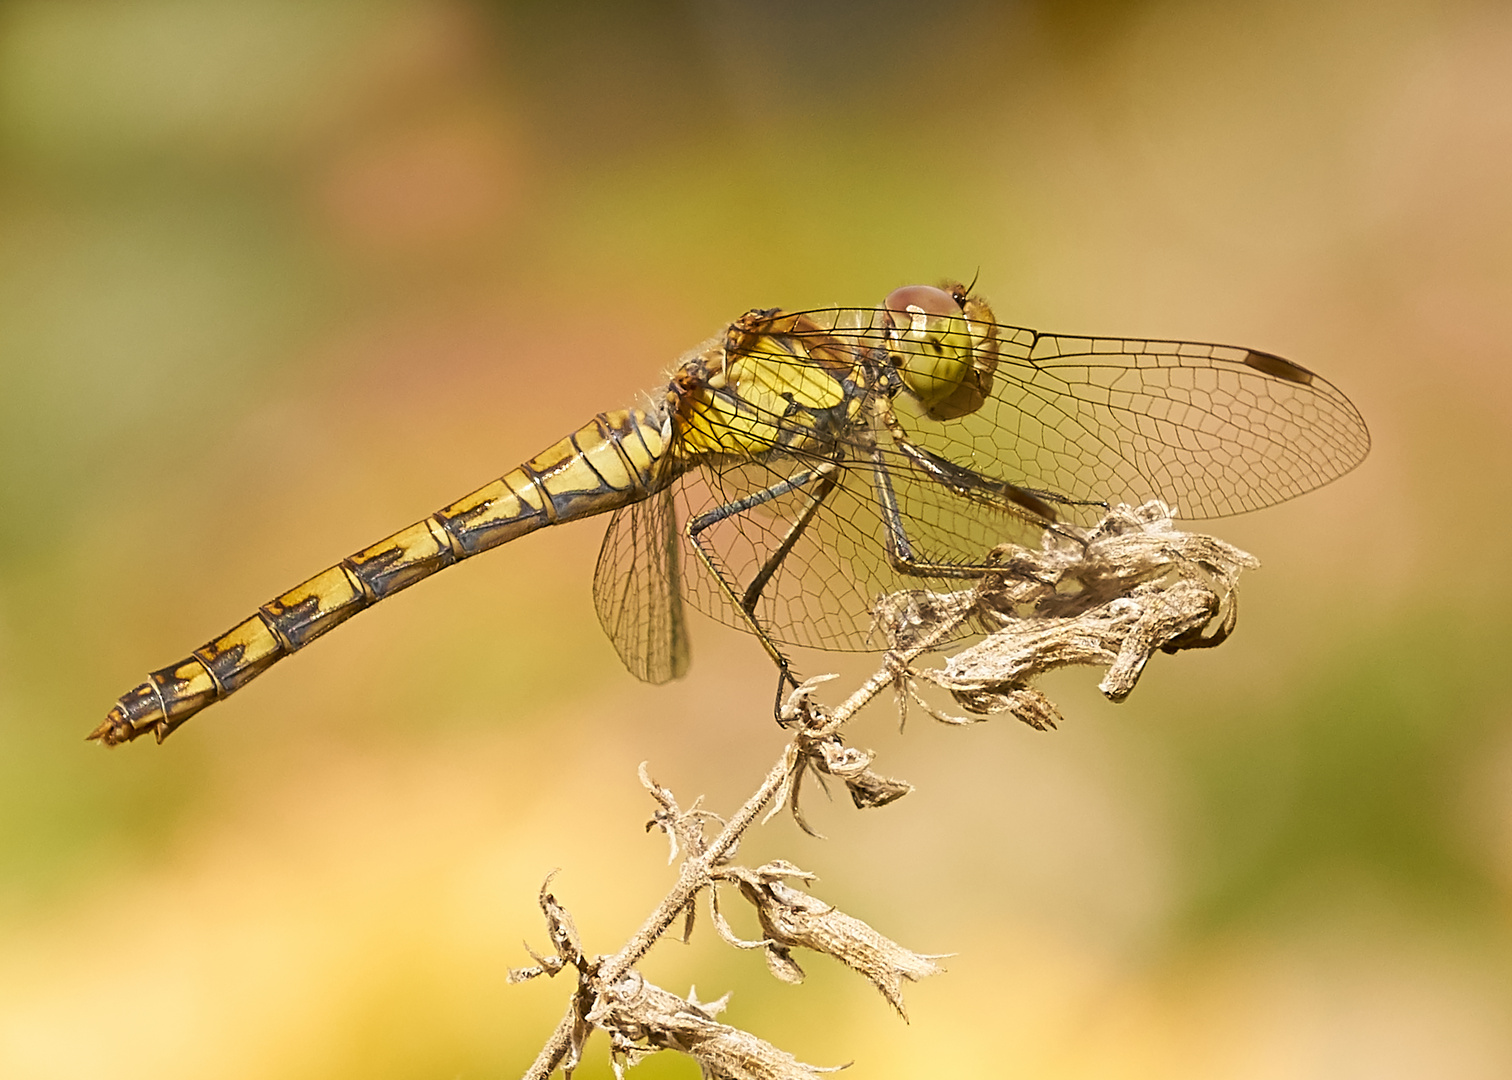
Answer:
[516,504,1257,1078]
[523,751,791,1079]
[522,1012,576,1080]
[521,665,913,1079]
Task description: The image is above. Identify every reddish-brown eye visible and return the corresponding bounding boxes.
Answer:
[883,284,960,318]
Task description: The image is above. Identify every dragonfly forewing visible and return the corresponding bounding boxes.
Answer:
[938,333,1372,525]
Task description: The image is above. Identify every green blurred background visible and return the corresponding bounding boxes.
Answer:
[3,0,1510,1076]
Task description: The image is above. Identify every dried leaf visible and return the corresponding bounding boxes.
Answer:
[539,873,583,966]
[805,736,913,809]
[720,864,942,1018]
[709,884,771,951]
[590,975,835,1079]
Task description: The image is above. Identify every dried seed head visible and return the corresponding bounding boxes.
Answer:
[887,503,1258,723]
[719,862,943,1018]
[589,975,835,1080]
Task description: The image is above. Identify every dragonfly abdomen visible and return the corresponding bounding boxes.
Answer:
[91,406,672,746]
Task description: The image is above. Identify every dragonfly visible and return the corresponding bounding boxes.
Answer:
[91,281,1370,747]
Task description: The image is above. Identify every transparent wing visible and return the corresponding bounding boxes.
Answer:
[592,487,690,684]
[915,331,1372,524]
[674,446,1040,652]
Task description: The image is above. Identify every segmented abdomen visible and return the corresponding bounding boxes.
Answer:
[92,407,670,746]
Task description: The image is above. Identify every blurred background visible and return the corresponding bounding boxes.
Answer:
[2,0,1510,1076]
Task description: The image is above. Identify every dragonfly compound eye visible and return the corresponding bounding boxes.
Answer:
[883,284,999,421]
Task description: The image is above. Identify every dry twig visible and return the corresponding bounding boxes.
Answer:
[513,503,1254,1077]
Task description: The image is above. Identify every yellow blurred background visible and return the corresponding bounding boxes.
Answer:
[2,0,1510,1076]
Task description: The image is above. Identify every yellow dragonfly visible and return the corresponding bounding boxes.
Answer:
[91,281,1370,747]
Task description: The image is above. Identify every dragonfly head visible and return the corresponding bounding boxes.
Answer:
[883,283,999,420]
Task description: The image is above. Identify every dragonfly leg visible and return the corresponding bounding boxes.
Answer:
[686,460,839,710]
[869,426,1104,578]
[739,466,840,615]
[772,657,804,726]
[867,447,981,579]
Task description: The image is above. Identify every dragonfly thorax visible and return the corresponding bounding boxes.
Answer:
[669,310,865,463]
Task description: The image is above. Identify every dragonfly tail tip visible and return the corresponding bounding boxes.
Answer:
[87,707,136,747]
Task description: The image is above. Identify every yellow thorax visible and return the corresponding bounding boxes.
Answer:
[676,309,853,458]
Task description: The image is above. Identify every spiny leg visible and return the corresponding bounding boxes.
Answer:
[869,421,1105,579]
[740,465,840,617]
[743,466,841,717]
[686,460,840,719]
